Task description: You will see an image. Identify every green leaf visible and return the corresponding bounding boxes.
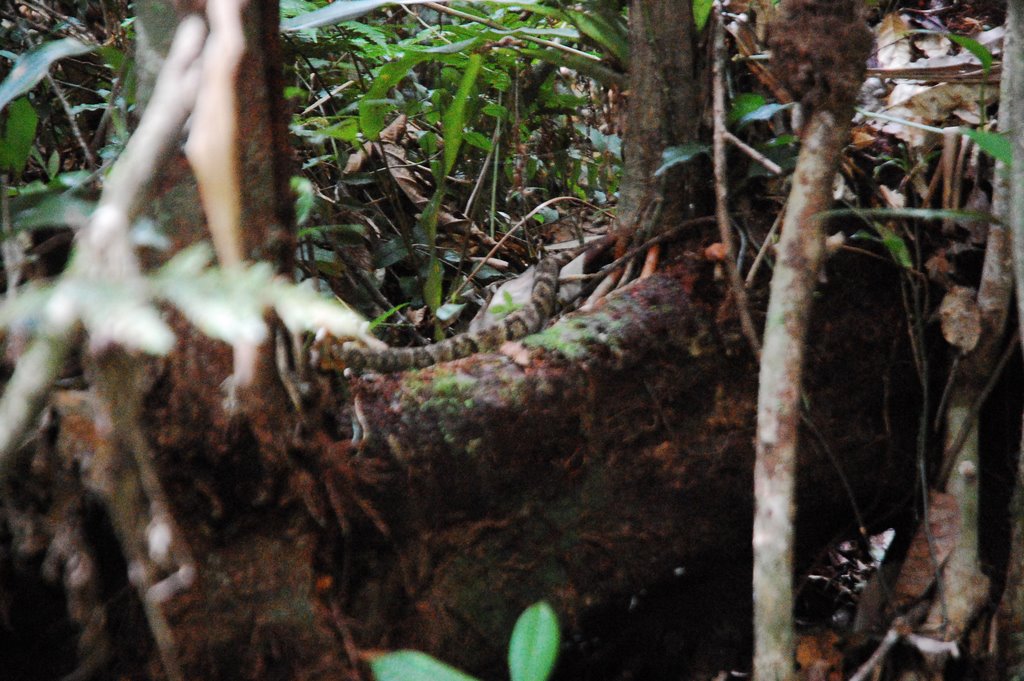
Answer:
[489,291,522,317]
[872,222,913,269]
[291,176,316,226]
[508,602,560,681]
[283,0,537,31]
[370,651,481,681]
[0,38,94,114]
[736,102,792,128]
[728,93,766,126]
[299,223,366,244]
[0,98,38,177]
[442,53,483,178]
[655,143,709,176]
[9,191,95,230]
[693,0,714,31]
[358,98,395,139]
[518,48,626,87]
[46,149,59,180]
[463,130,492,152]
[369,302,409,330]
[283,0,429,31]
[562,9,628,64]
[961,128,1011,165]
[946,34,993,73]
[155,247,273,345]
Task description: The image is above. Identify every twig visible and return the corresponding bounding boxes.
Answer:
[939,329,1020,487]
[449,196,610,299]
[712,5,760,357]
[560,215,719,283]
[724,130,782,175]
[1,173,25,299]
[46,73,98,169]
[745,203,784,285]
[848,625,902,681]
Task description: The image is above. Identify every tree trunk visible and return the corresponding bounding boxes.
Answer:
[615,0,704,244]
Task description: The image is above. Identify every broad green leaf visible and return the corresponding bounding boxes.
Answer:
[0,98,38,177]
[442,53,483,178]
[482,102,509,120]
[728,93,766,126]
[423,37,480,55]
[463,130,492,152]
[155,247,272,345]
[946,34,993,73]
[370,651,481,681]
[518,48,626,87]
[563,9,628,65]
[961,128,1011,165]
[655,143,709,176]
[9,191,94,230]
[358,98,395,139]
[280,0,318,19]
[693,0,714,32]
[0,38,94,113]
[508,602,560,681]
[736,102,792,128]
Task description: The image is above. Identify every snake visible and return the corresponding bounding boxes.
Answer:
[315,244,595,374]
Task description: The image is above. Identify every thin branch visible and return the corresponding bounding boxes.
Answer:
[46,73,98,169]
[712,4,760,357]
[724,130,782,175]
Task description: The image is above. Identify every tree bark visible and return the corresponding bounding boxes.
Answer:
[615,0,703,244]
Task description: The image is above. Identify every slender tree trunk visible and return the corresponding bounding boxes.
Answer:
[616,0,703,244]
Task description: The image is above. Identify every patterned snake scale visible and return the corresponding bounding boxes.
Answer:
[316,245,590,374]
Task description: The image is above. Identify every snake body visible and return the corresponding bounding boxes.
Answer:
[317,247,587,374]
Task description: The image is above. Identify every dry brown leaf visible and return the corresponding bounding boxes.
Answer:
[795,629,843,681]
[876,13,913,70]
[925,251,951,285]
[939,286,981,354]
[882,83,997,144]
[959,185,992,245]
[892,491,960,608]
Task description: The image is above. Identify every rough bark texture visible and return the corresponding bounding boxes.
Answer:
[615,0,702,243]
[753,3,870,679]
[999,0,1024,672]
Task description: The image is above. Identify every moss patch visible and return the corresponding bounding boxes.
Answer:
[523,314,625,360]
